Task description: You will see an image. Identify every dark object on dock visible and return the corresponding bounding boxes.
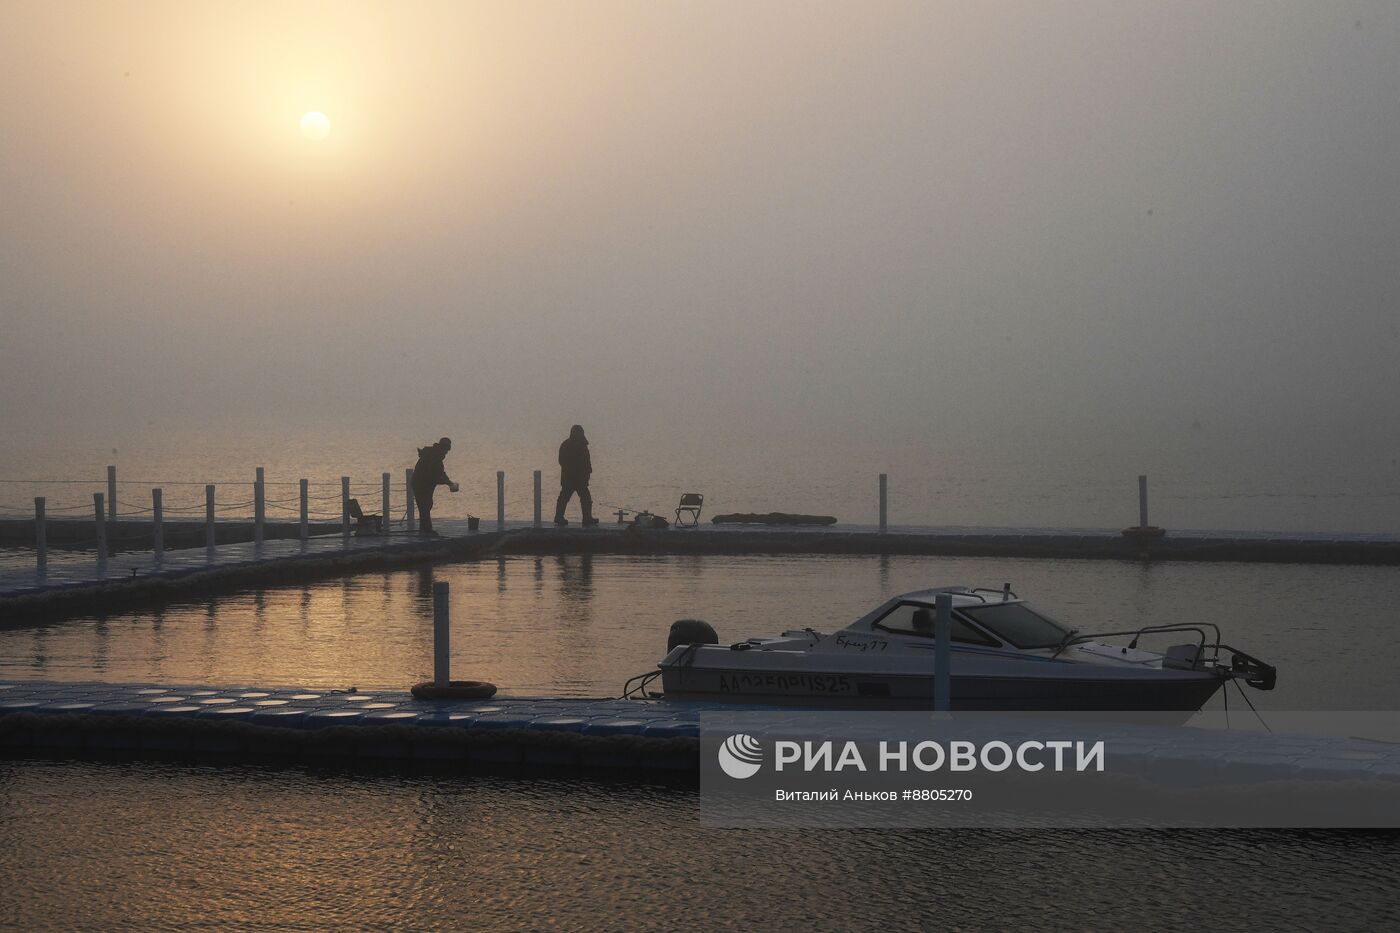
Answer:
[347,499,381,535]
[1121,526,1167,540]
[674,493,704,527]
[712,512,838,526]
[411,680,498,700]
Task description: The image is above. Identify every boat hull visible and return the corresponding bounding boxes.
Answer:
[660,665,1226,712]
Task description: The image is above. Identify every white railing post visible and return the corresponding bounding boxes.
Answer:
[934,591,952,713]
[299,479,309,541]
[533,470,542,528]
[1138,474,1149,528]
[205,484,216,551]
[34,497,46,577]
[405,469,416,532]
[382,472,391,535]
[93,492,108,564]
[433,581,450,688]
[879,473,888,533]
[341,476,351,539]
[152,488,163,560]
[107,464,117,524]
[496,471,505,532]
[254,466,265,546]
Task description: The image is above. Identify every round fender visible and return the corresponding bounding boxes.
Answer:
[410,680,498,700]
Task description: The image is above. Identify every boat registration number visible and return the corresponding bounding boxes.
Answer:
[718,673,854,694]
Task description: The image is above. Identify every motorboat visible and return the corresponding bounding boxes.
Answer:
[629,585,1275,712]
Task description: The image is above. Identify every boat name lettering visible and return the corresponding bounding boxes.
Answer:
[833,634,887,652]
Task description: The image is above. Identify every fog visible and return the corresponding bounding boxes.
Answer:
[3,1,1399,457]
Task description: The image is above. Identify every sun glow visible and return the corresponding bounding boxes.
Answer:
[300,111,331,140]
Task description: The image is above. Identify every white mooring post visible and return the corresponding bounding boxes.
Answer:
[34,497,46,577]
[433,581,451,688]
[405,469,416,531]
[152,488,164,561]
[533,470,542,528]
[934,591,952,713]
[205,484,216,551]
[299,479,309,541]
[497,471,505,532]
[382,472,391,535]
[93,492,108,564]
[1138,474,1149,528]
[341,476,351,538]
[254,467,265,547]
[879,473,888,533]
[107,465,117,524]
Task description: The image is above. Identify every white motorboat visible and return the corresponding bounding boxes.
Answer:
[629,586,1275,711]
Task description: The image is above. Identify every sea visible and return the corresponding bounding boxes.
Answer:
[2,429,1400,928]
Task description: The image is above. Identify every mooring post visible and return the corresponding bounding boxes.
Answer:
[879,473,888,533]
[152,488,163,561]
[341,476,351,539]
[299,479,309,541]
[34,496,46,577]
[533,470,542,528]
[93,492,108,564]
[934,591,952,713]
[254,466,265,547]
[497,471,505,532]
[1138,474,1149,528]
[107,464,117,524]
[205,484,216,551]
[433,581,450,688]
[382,472,391,535]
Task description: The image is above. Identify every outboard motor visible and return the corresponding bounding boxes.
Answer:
[668,618,719,652]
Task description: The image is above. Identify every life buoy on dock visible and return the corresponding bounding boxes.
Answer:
[410,680,498,700]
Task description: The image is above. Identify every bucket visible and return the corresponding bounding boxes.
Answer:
[467,516,480,532]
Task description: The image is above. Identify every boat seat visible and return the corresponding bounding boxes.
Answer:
[347,498,382,535]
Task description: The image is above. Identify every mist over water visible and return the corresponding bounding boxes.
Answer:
[3,2,1400,503]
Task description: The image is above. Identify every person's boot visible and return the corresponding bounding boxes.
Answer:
[582,514,600,527]
[554,516,569,526]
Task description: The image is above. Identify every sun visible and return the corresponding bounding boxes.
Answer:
[300,111,331,140]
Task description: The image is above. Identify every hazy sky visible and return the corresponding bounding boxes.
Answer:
[3,0,1399,450]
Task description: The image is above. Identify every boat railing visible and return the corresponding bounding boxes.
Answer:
[1050,623,1221,664]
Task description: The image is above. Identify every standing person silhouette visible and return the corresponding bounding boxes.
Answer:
[554,424,598,526]
[412,437,457,535]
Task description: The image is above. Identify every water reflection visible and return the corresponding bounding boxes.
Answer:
[0,555,1397,707]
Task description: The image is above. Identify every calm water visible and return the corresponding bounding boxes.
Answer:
[3,553,1399,708]
[2,758,1398,931]
[4,554,1400,929]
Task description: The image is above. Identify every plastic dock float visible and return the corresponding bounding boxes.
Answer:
[0,680,703,773]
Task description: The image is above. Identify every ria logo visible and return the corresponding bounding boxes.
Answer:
[718,733,764,779]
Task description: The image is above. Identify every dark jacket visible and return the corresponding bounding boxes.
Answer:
[412,443,451,492]
[559,433,591,487]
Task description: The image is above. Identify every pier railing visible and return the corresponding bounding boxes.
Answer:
[1,464,587,575]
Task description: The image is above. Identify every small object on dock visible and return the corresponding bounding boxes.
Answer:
[614,509,630,524]
[1121,525,1166,540]
[410,680,498,700]
[711,512,838,526]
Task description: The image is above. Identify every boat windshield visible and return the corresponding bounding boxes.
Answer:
[960,603,1069,649]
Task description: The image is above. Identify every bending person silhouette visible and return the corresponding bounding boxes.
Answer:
[412,437,456,535]
[554,424,597,526]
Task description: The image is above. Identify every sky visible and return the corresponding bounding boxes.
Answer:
[3,0,1399,458]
